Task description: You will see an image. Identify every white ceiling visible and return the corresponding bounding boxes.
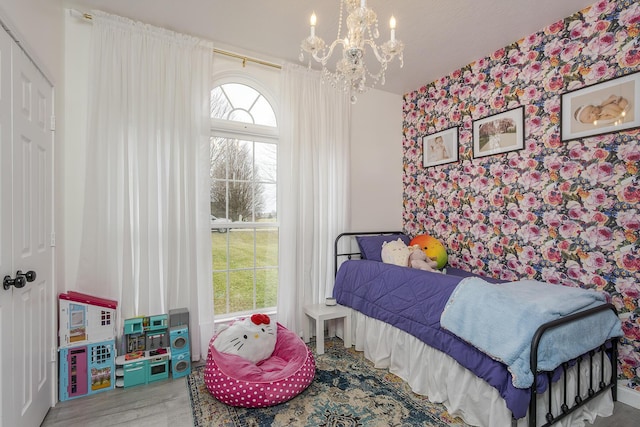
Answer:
[64,0,597,96]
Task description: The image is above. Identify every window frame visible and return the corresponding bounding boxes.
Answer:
[210,77,280,320]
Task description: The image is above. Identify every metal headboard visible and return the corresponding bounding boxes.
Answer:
[333,231,405,277]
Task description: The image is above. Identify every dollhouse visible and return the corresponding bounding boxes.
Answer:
[58,291,118,401]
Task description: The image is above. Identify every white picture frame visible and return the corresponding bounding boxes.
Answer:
[473,106,525,159]
[561,71,639,141]
[422,126,459,167]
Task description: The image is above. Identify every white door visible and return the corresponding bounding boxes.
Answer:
[0,26,54,427]
[0,23,14,427]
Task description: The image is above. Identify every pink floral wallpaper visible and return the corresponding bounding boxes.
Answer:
[401,0,640,390]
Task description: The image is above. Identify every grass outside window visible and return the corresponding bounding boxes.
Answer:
[212,228,278,315]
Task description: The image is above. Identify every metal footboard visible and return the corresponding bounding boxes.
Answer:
[528,303,618,427]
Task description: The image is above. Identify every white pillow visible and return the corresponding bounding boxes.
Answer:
[381,238,410,267]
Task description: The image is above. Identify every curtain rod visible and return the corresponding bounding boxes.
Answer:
[213,48,281,70]
[76,11,282,70]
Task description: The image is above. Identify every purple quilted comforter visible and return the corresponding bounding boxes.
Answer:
[332,259,534,419]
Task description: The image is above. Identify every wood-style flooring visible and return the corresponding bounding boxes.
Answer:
[41,365,199,427]
[41,362,638,426]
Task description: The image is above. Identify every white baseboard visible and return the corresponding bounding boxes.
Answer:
[617,385,640,409]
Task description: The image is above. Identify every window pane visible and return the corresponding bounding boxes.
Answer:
[255,142,277,220]
[228,182,252,222]
[253,96,277,127]
[230,140,253,182]
[259,183,277,221]
[228,270,255,312]
[213,271,228,314]
[210,137,228,180]
[210,87,232,119]
[256,228,278,267]
[255,142,277,183]
[211,138,257,221]
[256,268,278,309]
[212,233,228,271]
[210,137,229,220]
[229,231,254,269]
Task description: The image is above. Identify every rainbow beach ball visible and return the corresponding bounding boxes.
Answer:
[409,234,448,269]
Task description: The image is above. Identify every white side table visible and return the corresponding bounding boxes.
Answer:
[303,303,352,355]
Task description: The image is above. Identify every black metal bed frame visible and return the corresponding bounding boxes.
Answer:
[334,231,619,427]
[528,304,618,427]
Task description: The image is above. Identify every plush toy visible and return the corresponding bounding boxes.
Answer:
[212,313,277,364]
[381,238,411,266]
[409,234,448,269]
[408,245,440,272]
[381,239,442,273]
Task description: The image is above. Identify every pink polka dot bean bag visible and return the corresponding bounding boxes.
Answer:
[204,323,315,407]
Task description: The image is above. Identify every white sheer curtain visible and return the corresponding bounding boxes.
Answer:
[278,63,351,336]
[76,11,214,359]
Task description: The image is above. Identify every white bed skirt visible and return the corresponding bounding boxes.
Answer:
[351,310,614,427]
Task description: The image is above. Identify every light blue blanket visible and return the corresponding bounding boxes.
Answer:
[440,277,622,389]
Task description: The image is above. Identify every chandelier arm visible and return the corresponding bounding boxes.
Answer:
[363,39,391,64]
[313,39,348,65]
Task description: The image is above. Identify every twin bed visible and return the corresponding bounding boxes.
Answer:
[332,231,622,427]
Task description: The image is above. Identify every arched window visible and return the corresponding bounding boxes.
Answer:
[210,82,279,318]
[211,83,276,126]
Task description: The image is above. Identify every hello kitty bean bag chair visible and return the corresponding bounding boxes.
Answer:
[204,314,315,408]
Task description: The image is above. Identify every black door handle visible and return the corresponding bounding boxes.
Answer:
[3,270,36,290]
[18,270,36,283]
[3,275,25,290]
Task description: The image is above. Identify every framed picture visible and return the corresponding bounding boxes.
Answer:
[561,71,639,141]
[422,127,459,167]
[472,106,525,158]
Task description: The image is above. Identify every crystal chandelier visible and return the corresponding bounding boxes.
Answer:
[300,0,404,103]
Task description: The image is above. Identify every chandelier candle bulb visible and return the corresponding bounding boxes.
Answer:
[310,13,316,37]
[361,0,366,8]
[390,16,396,41]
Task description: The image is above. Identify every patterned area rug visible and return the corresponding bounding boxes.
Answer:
[187,338,469,426]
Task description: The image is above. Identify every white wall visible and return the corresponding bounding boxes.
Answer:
[350,89,404,231]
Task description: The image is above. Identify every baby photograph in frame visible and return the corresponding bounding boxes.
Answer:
[423,127,459,167]
[561,71,639,141]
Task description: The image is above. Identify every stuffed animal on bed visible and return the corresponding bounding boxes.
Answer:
[212,313,277,364]
[408,245,440,272]
[409,234,448,269]
[381,238,411,266]
[381,239,441,273]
